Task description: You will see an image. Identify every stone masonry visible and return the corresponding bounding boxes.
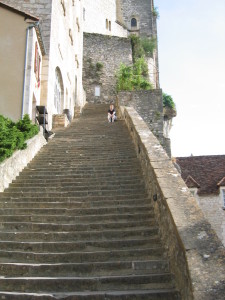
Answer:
[120,106,225,300]
[118,90,171,156]
[83,32,132,103]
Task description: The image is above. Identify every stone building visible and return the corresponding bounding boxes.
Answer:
[1,0,84,129]
[176,155,225,246]
[0,2,45,122]
[1,0,163,136]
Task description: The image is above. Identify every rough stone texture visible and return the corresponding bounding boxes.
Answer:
[52,114,70,129]
[120,106,225,300]
[0,131,47,192]
[83,33,132,104]
[118,90,171,156]
[119,0,154,37]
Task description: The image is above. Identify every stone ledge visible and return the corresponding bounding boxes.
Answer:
[0,131,47,192]
[120,106,225,300]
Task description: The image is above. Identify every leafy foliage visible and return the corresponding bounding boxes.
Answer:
[131,35,157,60]
[0,114,39,163]
[116,58,153,92]
[163,93,176,109]
[152,7,160,19]
[141,37,157,57]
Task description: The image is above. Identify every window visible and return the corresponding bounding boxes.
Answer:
[109,21,111,31]
[106,19,109,29]
[34,42,41,86]
[131,18,137,28]
[95,86,100,97]
[83,8,86,21]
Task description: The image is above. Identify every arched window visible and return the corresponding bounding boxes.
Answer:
[131,18,137,28]
[54,67,64,114]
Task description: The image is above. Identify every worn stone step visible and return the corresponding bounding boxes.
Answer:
[0,247,165,263]
[0,212,153,223]
[0,227,158,242]
[0,260,169,277]
[0,205,151,216]
[0,238,162,253]
[6,183,145,193]
[0,289,181,300]
[10,179,144,187]
[0,219,155,232]
[0,274,175,293]
[0,198,151,209]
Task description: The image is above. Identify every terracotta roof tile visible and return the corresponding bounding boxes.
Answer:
[176,155,225,195]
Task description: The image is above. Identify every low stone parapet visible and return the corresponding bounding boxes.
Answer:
[120,106,225,300]
[0,131,47,192]
[52,114,70,129]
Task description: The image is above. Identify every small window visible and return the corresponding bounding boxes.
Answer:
[106,19,109,29]
[109,21,111,31]
[95,86,100,97]
[83,8,86,21]
[131,18,137,28]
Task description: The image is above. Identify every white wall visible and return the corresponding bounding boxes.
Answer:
[195,194,225,247]
[45,0,84,129]
[83,0,127,37]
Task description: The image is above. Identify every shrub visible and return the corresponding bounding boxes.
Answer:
[152,7,160,19]
[141,37,157,57]
[0,114,39,163]
[116,60,153,92]
[163,93,176,109]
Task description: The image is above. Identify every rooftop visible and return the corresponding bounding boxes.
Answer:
[176,155,225,195]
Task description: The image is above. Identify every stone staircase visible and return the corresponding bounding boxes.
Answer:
[0,104,181,299]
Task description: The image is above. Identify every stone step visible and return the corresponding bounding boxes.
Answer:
[0,274,175,293]
[0,219,155,232]
[0,212,153,223]
[0,237,161,252]
[0,190,148,198]
[0,289,181,300]
[0,198,151,209]
[6,183,145,193]
[10,178,144,187]
[0,247,165,263]
[0,194,149,202]
[0,227,158,242]
[0,205,151,216]
[0,260,170,277]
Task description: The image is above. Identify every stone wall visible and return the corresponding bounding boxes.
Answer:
[118,90,171,156]
[120,106,225,300]
[83,33,132,104]
[120,0,154,37]
[0,131,47,192]
[196,194,225,247]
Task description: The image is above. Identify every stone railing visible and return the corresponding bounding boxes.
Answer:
[120,106,225,300]
[0,131,47,192]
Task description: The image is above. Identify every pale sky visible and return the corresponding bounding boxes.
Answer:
[155,0,225,157]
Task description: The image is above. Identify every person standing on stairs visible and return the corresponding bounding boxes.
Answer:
[108,104,117,123]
